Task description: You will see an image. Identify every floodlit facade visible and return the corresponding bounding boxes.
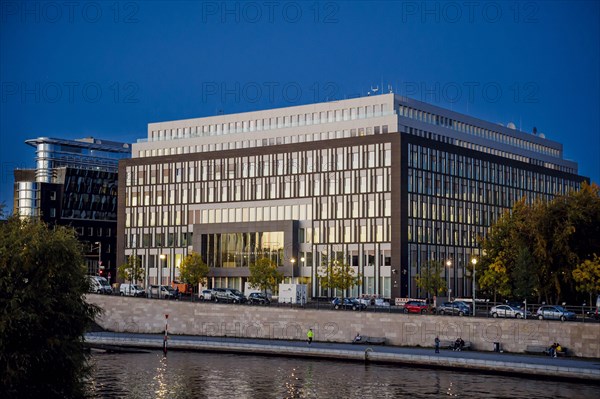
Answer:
[118,93,586,299]
[14,137,131,281]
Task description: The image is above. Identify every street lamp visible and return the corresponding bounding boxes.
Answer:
[290,258,296,284]
[446,260,452,301]
[159,254,166,288]
[471,257,477,317]
[94,241,102,277]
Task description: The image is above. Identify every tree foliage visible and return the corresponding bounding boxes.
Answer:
[415,260,447,299]
[0,215,100,398]
[117,255,145,284]
[318,258,362,299]
[479,182,600,304]
[248,257,283,294]
[179,252,209,293]
[572,254,600,304]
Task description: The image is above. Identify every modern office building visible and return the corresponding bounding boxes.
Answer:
[118,93,586,299]
[14,137,131,281]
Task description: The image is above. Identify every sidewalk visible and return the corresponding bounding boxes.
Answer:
[85,331,600,382]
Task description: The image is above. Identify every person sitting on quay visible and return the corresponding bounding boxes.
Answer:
[454,337,465,351]
[354,333,363,343]
[548,343,557,357]
[554,343,562,358]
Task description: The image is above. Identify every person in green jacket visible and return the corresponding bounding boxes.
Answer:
[307,328,314,345]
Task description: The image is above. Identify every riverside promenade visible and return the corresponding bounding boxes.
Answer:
[85,331,600,382]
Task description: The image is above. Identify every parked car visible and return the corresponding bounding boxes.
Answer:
[586,295,600,319]
[213,288,246,303]
[88,276,112,295]
[403,300,429,314]
[586,308,599,319]
[331,297,367,311]
[536,305,576,321]
[490,304,531,319]
[199,289,214,301]
[374,298,390,307]
[148,285,176,299]
[436,301,471,316]
[506,301,525,309]
[165,286,180,299]
[119,283,145,297]
[247,292,270,305]
[171,281,192,296]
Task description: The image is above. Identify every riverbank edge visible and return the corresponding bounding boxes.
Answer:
[84,334,600,383]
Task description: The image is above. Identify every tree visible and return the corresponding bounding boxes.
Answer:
[0,215,100,398]
[511,246,537,301]
[478,258,512,302]
[318,258,362,299]
[415,260,446,300]
[179,252,209,296]
[248,257,283,294]
[572,254,600,305]
[478,182,600,304]
[117,255,145,285]
[479,203,521,302]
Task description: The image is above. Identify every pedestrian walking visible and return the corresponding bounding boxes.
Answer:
[434,336,440,353]
[307,328,314,345]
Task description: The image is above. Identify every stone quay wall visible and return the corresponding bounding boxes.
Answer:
[88,295,600,358]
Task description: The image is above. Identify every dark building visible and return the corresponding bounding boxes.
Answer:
[14,137,131,282]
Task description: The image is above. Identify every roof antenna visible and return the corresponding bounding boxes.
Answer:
[388,84,394,94]
[371,85,379,95]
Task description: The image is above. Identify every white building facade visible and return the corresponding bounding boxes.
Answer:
[118,93,585,299]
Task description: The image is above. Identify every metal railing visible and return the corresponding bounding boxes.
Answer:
[98,290,600,323]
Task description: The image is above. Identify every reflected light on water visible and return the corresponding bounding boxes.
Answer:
[87,351,600,399]
[153,356,168,399]
[446,381,459,397]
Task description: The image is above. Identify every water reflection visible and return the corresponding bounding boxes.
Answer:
[87,351,599,399]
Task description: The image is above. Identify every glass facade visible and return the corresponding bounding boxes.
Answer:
[61,168,118,221]
[201,231,284,268]
[405,139,582,298]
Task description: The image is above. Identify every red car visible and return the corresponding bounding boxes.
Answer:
[403,300,429,314]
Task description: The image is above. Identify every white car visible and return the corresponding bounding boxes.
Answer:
[120,283,145,297]
[489,304,531,319]
[88,276,112,294]
[374,298,390,307]
[200,289,213,301]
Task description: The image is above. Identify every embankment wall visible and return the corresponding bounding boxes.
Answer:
[87,295,600,358]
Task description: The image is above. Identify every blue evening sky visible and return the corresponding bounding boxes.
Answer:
[1,1,599,208]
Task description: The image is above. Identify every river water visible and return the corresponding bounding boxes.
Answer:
[87,351,599,398]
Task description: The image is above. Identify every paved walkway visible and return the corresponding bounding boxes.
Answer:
[85,331,600,382]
